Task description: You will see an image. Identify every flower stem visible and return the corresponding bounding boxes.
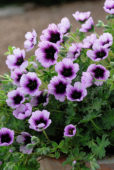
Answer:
[43,130,50,142]
[90,120,101,130]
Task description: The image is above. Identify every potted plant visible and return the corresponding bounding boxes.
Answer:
[0,0,114,169]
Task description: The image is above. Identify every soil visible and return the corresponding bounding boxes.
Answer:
[0,0,106,74]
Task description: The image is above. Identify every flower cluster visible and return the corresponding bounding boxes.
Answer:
[0,1,113,168]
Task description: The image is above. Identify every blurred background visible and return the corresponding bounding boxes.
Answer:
[0,0,106,74]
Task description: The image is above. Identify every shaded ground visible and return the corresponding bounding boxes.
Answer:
[0,0,106,74]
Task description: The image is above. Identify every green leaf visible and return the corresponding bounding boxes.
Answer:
[58,140,64,149]
[26,144,35,150]
[88,135,110,159]
[90,158,100,170]
[31,136,40,144]
[55,151,60,159]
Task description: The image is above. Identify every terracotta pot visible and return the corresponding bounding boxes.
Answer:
[39,157,114,170]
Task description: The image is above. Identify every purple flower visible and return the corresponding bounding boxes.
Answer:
[13,103,32,120]
[6,48,28,70]
[73,11,91,22]
[55,58,79,80]
[98,33,113,48]
[80,17,94,32]
[81,72,93,88]
[28,110,52,132]
[20,72,41,96]
[31,91,49,107]
[64,124,76,137]
[66,82,87,102]
[6,88,25,108]
[0,161,2,165]
[48,76,70,102]
[83,34,97,49]
[16,132,33,154]
[35,41,59,68]
[11,68,26,86]
[87,41,109,61]
[87,64,110,86]
[40,24,63,45]
[24,29,37,51]
[58,17,71,34]
[0,128,14,146]
[67,43,82,61]
[9,149,13,153]
[104,0,114,14]
[72,160,77,165]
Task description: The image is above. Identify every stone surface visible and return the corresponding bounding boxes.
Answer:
[0,6,24,17]
[39,157,114,170]
[0,0,106,74]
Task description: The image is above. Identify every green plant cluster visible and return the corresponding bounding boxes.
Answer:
[0,15,114,170]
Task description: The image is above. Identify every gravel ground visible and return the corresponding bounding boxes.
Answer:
[0,0,106,74]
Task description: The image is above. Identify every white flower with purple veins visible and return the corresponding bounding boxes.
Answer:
[11,68,26,86]
[24,29,37,51]
[80,17,94,32]
[40,23,63,45]
[35,41,59,68]
[28,110,52,132]
[64,124,76,137]
[48,76,70,102]
[104,0,114,14]
[13,103,32,120]
[87,64,110,86]
[98,33,113,48]
[20,72,41,96]
[87,41,109,61]
[55,58,79,80]
[58,17,71,34]
[67,43,82,61]
[16,132,33,154]
[31,91,49,107]
[72,11,91,22]
[6,48,28,70]
[0,128,14,146]
[83,34,97,49]
[66,82,87,102]
[6,88,25,109]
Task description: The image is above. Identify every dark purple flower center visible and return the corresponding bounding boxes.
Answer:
[17,74,22,82]
[27,79,38,91]
[45,45,56,61]
[96,50,106,59]
[68,128,74,135]
[35,117,47,126]
[107,5,114,10]
[1,133,11,143]
[93,67,105,78]
[37,93,47,105]
[16,57,24,66]
[61,67,73,77]
[71,90,82,99]
[49,31,60,43]
[102,40,110,46]
[80,19,87,22]
[24,135,31,145]
[74,51,78,56]
[13,94,23,104]
[55,82,66,94]
[21,112,25,114]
